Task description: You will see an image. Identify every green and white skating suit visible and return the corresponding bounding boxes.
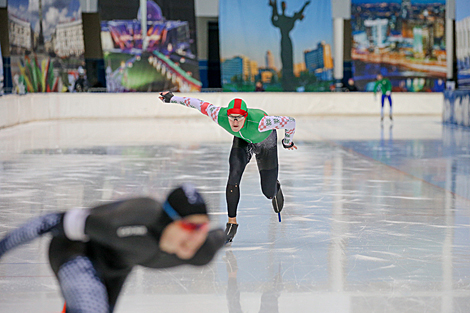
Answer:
[373,78,392,96]
[170,96,296,145]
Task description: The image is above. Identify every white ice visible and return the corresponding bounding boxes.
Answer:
[0,116,469,313]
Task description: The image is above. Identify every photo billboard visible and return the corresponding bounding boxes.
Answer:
[100,0,201,92]
[8,0,85,93]
[351,0,447,92]
[456,0,470,88]
[220,0,334,92]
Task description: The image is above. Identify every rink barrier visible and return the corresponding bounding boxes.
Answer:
[443,90,470,127]
[0,92,443,129]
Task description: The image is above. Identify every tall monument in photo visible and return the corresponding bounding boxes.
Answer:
[269,0,310,91]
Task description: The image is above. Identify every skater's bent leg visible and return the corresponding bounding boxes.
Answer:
[226,184,240,219]
[381,95,385,119]
[255,131,279,199]
[226,137,250,219]
[388,95,393,117]
[49,236,112,313]
[260,167,279,199]
[58,256,109,313]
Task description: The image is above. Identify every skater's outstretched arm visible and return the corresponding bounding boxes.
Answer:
[159,91,222,123]
[0,213,63,258]
[373,81,380,95]
[373,81,381,100]
[258,116,297,150]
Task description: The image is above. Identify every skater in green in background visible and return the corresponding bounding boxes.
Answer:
[373,74,393,121]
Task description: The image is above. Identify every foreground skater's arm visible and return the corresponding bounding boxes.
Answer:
[159,91,222,123]
[258,116,297,150]
[0,213,63,258]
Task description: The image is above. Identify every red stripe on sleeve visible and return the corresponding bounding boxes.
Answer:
[201,102,210,116]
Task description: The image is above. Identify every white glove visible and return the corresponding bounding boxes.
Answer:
[63,208,91,241]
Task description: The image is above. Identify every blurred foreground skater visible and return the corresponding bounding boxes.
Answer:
[0,184,225,313]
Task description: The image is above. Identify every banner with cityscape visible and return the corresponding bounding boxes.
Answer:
[3,0,469,93]
[352,0,447,92]
[219,0,334,92]
[8,0,85,93]
[100,0,201,92]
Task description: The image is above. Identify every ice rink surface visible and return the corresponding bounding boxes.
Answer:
[0,116,469,313]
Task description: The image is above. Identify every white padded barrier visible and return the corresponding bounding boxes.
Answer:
[0,92,443,129]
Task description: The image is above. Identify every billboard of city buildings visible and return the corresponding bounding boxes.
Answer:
[8,0,85,93]
[100,0,201,92]
[456,0,470,88]
[219,0,333,92]
[351,0,447,92]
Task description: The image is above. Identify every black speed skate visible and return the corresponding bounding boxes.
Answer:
[225,223,238,244]
[272,181,284,213]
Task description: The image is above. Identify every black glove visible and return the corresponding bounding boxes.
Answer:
[160,91,174,103]
[282,139,295,149]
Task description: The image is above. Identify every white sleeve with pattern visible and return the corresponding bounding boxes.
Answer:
[258,116,296,145]
[170,96,221,123]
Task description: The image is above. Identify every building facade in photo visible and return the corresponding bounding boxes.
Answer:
[9,15,33,53]
[54,20,85,58]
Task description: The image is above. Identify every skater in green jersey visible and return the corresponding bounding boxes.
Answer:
[159,92,297,243]
[373,74,393,121]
